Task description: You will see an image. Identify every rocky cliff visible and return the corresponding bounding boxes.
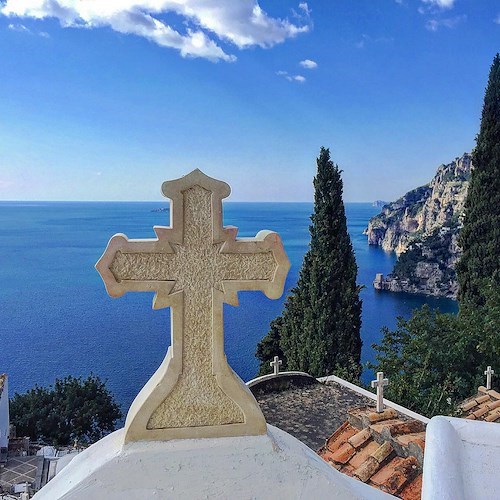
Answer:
[366,153,472,298]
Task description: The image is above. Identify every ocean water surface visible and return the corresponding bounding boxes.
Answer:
[0,201,457,411]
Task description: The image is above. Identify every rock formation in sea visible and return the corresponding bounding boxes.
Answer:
[365,153,472,298]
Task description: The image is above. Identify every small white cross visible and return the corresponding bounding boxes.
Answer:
[371,371,389,413]
[270,356,282,376]
[485,366,495,390]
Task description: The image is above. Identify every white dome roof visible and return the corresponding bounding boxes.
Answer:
[34,425,391,500]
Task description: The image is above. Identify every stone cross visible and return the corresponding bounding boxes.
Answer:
[270,356,282,376]
[371,371,389,413]
[485,366,495,390]
[96,169,290,443]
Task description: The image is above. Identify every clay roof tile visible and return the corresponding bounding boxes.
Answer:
[488,390,500,400]
[330,442,356,464]
[324,422,357,452]
[485,410,500,423]
[475,394,491,404]
[459,388,500,422]
[348,428,371,449]
[371,456,419,495]
[319,407,425,499]
[399,474,423,500]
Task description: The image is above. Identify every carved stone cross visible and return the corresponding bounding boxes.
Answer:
[485,366,495,390]
[371,371,389,413]
[96,170,290,443]
[270,356,282,376]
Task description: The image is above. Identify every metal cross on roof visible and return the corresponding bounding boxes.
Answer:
[371,371,389,413]
[270,356,282,376]
[485,366,495,390]
[96,169,290,443]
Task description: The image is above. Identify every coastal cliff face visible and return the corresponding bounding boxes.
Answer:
[367,153,472,298]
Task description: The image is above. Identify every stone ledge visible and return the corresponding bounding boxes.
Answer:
[247,372,317,395]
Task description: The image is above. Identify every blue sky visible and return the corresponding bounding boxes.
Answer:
[0,0,498,202]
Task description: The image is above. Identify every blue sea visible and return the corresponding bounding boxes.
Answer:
[0,202,457,412]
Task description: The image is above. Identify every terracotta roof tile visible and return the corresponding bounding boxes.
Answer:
[475,394,491,404]
[348,428,371,449]
[330,442,356,464]
[385,420,425,437]
[478,386,500,399]
[399,473,423,500]
[348,440,380,469]
[472,404,491,418]
[485,411,500,423]
[461,399,477,412]
[354,441,394,482]
[488,390,500,400]
[395,432,426,447]
[370,457,406,487]
[354,456,381,483]
[367,408,399,423]
[487,399,500,411]
[324,421,357,451]
[319,405,425,499]
[372,456,419,495]
[372,441,394,464]
[459,387,500,422]
[369,419,406,436]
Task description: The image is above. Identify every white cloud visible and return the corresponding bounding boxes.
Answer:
[421,0,455,9]
[7,21,49,36]
[495,14,500,25]
[277,70,305,83]
[355,34,368,49]
[1,1,311,62]
[8,22,30,32]
[299,59,317,69]
[355,34,394,49]
[425,14,465,31]
[298,2,311,16]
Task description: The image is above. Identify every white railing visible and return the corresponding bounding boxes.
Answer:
[318,374,429,424]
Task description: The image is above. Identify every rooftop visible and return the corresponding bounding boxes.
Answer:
[253,378,372,450]
[458,386,500,422]
[0,455,43,494]
[318,406,424,499]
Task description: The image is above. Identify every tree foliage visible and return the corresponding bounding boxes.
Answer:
[457,53,500,307]
[10,374,122,446]
[256,147,362,379]
[371,307,481,417]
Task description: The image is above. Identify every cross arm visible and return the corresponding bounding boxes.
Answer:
[218,229,290,306]
[95,229,179,309]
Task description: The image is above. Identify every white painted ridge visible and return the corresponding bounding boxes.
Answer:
[318,374,430,424]
[246,371,314,387]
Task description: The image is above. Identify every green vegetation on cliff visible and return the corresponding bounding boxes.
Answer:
[372,54,500,416]
[256,148,362,379]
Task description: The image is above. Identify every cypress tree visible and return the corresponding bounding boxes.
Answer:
[256,147,362,379]
[457,54,500,307]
